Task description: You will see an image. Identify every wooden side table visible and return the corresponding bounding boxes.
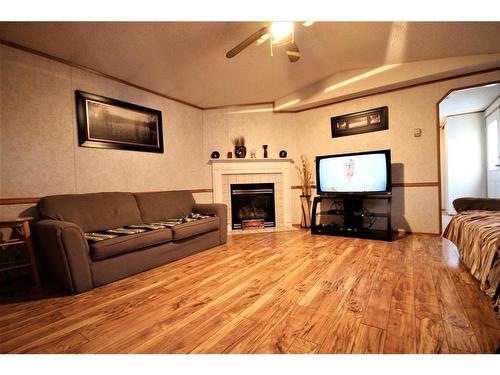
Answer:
[0,217,40,287]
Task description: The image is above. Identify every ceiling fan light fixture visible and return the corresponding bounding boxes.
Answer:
[270,22,294,44]
[256,33,271,45]
[286,43,300,62]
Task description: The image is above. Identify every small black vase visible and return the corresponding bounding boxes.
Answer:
[279,150,287,158]
[235,145,247,158]
[211,151,220,159]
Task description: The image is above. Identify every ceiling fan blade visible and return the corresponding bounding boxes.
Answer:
[226,27,269,58]
[286,42,300,62]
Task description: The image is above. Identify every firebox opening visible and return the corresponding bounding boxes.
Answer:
[230,183,276,230]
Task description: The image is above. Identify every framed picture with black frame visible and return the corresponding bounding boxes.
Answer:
[331,106,388,138]
[75,90,164,153]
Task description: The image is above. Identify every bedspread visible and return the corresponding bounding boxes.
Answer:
[443,210,500,315]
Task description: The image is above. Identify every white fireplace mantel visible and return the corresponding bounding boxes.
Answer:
[210,158,294,229]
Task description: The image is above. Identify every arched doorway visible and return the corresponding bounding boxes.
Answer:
[437,82,500,232]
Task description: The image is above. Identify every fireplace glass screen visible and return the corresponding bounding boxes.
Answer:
[230,183,276,229]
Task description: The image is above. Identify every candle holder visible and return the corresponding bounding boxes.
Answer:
[263,145,268,158]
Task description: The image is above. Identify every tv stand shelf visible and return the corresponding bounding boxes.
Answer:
[311,195,392,241]
[319,210,389,218]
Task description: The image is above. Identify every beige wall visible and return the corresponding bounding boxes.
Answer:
[201,105,302,221]
[440,122,448,210]
[0,44,208,217]
[299,69,499,233]
[203,70,500,233]
[1,43,499,233]
[443,112,487,214]
[293,84,439,233]
[202,107,299,180]
[202,105,297,166]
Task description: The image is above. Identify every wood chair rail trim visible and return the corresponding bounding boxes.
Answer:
[0,183,439,206]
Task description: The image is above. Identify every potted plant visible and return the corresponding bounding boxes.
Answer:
[232,136,247,158]
[295,155,313,228]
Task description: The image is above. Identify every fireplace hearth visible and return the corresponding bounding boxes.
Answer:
[230,183,276,229]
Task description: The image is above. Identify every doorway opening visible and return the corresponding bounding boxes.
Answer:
[438,82,500,232]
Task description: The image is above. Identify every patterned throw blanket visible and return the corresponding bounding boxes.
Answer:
[84,213,214,243]
[443,210,500,316]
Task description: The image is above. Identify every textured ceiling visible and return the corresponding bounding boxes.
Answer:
[440,83,500,118]
[0,22,499,108]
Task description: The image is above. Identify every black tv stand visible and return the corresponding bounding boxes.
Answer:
[311,195,392,241]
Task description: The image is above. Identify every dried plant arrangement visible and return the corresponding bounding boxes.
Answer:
[295,154,313,196]
[232,136,246,146]
[232,136,247,158]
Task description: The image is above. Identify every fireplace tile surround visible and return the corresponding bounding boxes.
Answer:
[210,159,294,231]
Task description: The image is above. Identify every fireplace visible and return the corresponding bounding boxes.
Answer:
[230,183,276,229]
[210,159,294,229]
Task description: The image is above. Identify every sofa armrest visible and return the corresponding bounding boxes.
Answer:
[193,203,227,244]
[453,198,500,212]
[33,219,93,294]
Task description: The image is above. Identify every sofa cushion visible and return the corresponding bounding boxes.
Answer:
[90,228,173,261]
[134,191,195,223]
[38,192,143,233]
[172,217,219,241]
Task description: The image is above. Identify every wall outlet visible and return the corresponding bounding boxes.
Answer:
[414,128,422,137]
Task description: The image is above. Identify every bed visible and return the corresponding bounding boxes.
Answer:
[443,198,500,317]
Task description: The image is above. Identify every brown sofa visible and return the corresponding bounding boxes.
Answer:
[33,190,227,294]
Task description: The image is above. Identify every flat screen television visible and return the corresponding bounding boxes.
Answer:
[316,149,391,195]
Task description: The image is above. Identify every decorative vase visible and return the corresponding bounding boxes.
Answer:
[300,194,312,228]
[235,145,246,158]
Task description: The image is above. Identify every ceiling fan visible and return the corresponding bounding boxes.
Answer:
[226,22,314,63]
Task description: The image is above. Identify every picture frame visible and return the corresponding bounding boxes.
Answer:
[75,90,164,153]
[331,106,388,138]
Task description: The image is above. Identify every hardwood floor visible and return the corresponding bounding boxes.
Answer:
[0,231,499,354]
